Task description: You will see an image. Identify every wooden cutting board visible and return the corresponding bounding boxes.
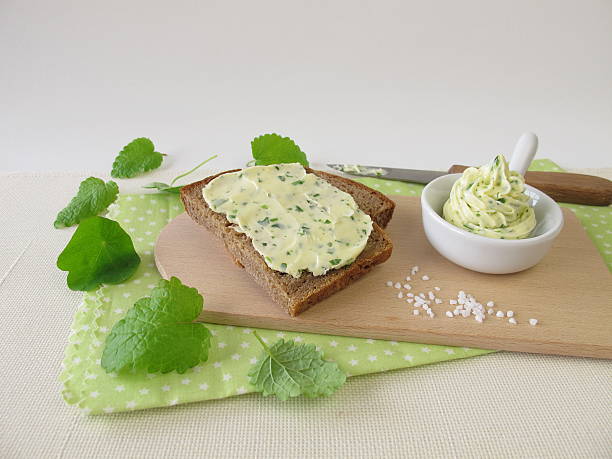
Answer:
[155,196,612,359]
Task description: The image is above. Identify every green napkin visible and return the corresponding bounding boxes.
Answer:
[61,159,611,414]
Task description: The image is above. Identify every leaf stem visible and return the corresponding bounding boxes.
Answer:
[169,154,218,186]
[252,330,271,354]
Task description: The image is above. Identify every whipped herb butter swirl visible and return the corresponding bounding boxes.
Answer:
[203,164,373,277]
[443,155,536,239]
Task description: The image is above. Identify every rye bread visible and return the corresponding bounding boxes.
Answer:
[180,168,394,316]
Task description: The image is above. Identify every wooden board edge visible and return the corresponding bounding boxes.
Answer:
[197,311,612,360]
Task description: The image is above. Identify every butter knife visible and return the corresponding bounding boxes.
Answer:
[326,163,612,206]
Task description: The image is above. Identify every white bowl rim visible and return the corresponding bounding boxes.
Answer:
[421,174,564,246]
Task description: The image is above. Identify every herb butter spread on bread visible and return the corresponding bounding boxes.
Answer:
[181,168,394,316]
[202,164,373,277]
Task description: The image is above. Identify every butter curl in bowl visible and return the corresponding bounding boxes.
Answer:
[442,154,536,240]
[420,135,563,274]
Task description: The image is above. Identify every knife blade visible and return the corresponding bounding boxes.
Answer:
[326,164,447,184]
[326,163,612,206]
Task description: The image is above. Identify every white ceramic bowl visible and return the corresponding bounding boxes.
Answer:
[421,174,564,274]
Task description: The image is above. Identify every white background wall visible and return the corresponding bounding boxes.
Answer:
[2,0,611,174]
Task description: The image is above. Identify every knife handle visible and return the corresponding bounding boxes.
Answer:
[448,165,612,206]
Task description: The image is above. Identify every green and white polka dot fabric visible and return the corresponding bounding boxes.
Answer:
[61,159,611,414]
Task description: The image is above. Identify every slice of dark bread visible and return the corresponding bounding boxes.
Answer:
[180,168,394,316]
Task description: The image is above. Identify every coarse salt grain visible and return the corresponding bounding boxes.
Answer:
[406,298,413,303]
[407,293,414,297]
[486,301,494,307]
[422,275,430,281]
[405,276,411,281]
[450,299,457,305]
[445,311,453,318]
[434,287,440,291]
[435,299,443,304]
[394,282,401,289]
[397,292,404,299]
[386,281,393,287]
[496,311,504,318]
[413,310,420,315]
[529,318,538,326]
[508,318,517,325]
[487,309,494,315]
[475,315,484,323]
[419,293,426,299]
[428,291,435,300]
[507,310,514,318]
[404,284,411,290]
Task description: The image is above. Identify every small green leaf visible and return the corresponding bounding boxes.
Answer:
[251,133,309,167]
[111,137,164,178]
[54,177,119,228]
[248,332,346,401]
[329,259,341,265]
[56,216,140,291]
[101,277,211,374]
[142,182,182,194]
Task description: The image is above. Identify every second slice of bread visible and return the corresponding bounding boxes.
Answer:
[181,168,394,316]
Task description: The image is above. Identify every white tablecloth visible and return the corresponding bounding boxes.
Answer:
[1,171,610,458]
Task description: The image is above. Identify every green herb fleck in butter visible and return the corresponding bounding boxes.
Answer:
[202,164,373,277]
[443,154,536,239]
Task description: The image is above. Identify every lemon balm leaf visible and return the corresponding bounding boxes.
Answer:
[248,332,346,400]
[54,177,119,228]
[111,137,164,178]
[251,133,309,167]
[56,216,140,291]
[101,277,211,374]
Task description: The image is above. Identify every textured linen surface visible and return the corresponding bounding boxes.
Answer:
[0,164,610,458]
